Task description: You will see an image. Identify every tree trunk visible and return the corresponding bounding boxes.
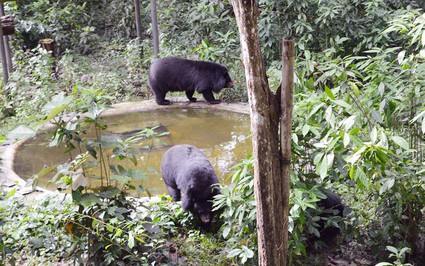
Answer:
[231,1,287,265]
[0,6,8,85]
[150,0,159,57]
[0,4,12,77]
[134,0,143,38]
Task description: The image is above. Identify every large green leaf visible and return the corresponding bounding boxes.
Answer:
[324,85,335,100]
[355,167,370,189]
[78,193,103,208]
[111,174,132,185]
[42,92,72,114]
[391,136,409,150]
[7,126,36,140]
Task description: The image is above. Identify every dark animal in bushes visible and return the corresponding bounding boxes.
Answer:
[161,144,221,224]
[314,191,345,241]
[148,57,234,105]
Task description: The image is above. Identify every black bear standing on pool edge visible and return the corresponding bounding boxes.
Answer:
[161,144,221,224]
[148,57,234,105]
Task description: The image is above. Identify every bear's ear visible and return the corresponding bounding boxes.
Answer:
[210,183,222,196]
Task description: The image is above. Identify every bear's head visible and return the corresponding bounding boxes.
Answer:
[222,70,234,89]
[212,66,234,93]
[193,200,214,224]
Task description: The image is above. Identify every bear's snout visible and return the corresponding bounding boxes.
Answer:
[198,213,212,224]
[225,81,234,88]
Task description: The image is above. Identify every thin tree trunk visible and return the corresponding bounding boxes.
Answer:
[0,4,8,86]
[134,0,143,38]
[280,39,295,263]
[3,36,12,72]
[231,1,286,265]
[150,0,159,57]
[0,5,12,73]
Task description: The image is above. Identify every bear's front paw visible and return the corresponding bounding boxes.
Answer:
[208,99,221,104]
[157,99,171,105]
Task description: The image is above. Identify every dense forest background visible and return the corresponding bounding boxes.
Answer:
[1,0,425,265]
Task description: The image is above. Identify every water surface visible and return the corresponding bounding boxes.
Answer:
[15,109,251,195]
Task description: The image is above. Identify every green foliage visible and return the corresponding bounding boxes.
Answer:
[214,155,257,265]
[1,0,425,264]
[150,195,198,234]
[0,41,151,135]
[291,6,425,261]
[64,190,163,265]
[0,47,57,133]
[149,195,236,265]
[257,0,424,58]
[375,246,413,266]
[11,0,144,54]
[12,0,89,53]
[158,0,235,56]
[176,230,233,266]
[213,155,351,264]
[0,194,74,264]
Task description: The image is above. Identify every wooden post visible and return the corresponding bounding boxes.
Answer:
[39,38,55,56]
[0,3,12,81]
[3,31,12,72]
[0,15,14,35]
[134,0,143,38]
[150,0,159,57]
[0,7,8,85]
[280,39,295,263]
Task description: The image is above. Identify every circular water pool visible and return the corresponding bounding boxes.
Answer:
[12,101,251,195]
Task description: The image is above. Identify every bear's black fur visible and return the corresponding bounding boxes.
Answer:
[161,144,221,224]
[315,191,345,241]
[148,57,234,105]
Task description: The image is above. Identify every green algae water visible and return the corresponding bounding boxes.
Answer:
[14,109,251,195]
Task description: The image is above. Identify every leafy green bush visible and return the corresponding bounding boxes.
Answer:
[12,0,89,54]
[149,196,234,265]
[10,0,148,54]
[376,246,413,266]
[291,7,425,262]
[63,189,166,265]
[0,47,57,134]
[0,193,73,264]
[213,155,352,265]
[214,155,257,265]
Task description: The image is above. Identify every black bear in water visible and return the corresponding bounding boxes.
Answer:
[148,57,234,105]
[161,144,221,224]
